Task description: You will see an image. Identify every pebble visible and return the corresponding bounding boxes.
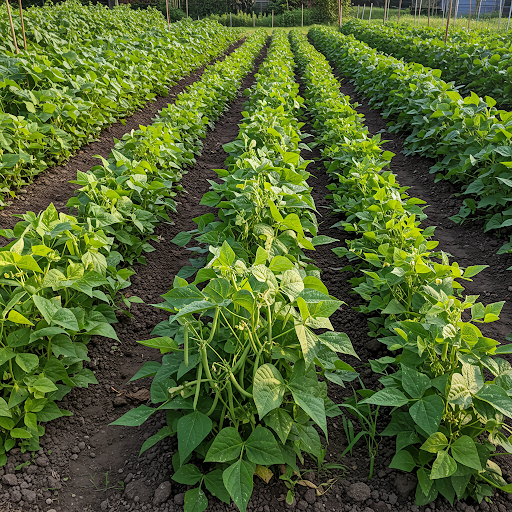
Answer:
[89,452,96,458]
[78,442,86,450]
[21,489,37,503]
[298,500,309,510]
[2,474,17,486]
[174,492,185,505]
[101,500,109,510]
[304,488,317,504]
[153,481,172,505]
[10,489,22,502]
[347,482,371,502]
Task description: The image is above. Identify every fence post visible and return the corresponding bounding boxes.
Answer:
[6,0,19,54]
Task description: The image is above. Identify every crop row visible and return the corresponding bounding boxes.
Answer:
[309,27,512,254]
[0,30,267,465]
[114,30,357,512]
[291,28,512,506]
[341,19,512,108]
[0,6,241,203]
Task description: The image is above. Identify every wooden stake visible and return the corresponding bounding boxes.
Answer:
[18,0,27,51]
[301,4,304,26]
[397,0,402,22]
[253,12,255,27]
[498,0,504,30]
[362,4,366,19]
[186,0,188,18]
[272,9,274,28]
[468,0,471,29]
[507,1,512,31]
[357,5,360,18]
[444,0,453,44]
[6,0,19,54]
[453,0,459,27]
[418,0,423,24]
[230,12,232,27]
[338,0,342,28]
[383,0,388,24]
[427,0,431,26]
[165,0,170,29]
[369,2,373,22]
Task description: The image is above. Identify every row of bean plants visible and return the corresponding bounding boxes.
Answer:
[0,30,267,466]
[113,30,357,512]
[290,28,512,506]
[341,20,512,108]
[309,27,512,255]
[0,2,241,203]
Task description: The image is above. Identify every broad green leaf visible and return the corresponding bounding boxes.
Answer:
[245,427,284,465]
[431,450,457,480]
[10,428,32,439]
[450,436,481,471]
[15,353,39,373]
[139,426,174,456]
[475,384,512,419]
[294,323,319,367]
[253,364,285,419]
[360,388,409,407]
[389,450,416,472]
[223,459,255,512]
[183,487,208,512]
[318,331,358,358]
[401,364,431,399]
[204,469,230,504]
[409,395,444,435]
[177,411,212,461]
[172,464,203,485]
[7,310,34,326]
[420,432,448,453]
[264,408,293,445]
[110,405,155,426]
[205,427,243,463]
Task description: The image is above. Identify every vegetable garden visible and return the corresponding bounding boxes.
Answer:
[0,2,512,512]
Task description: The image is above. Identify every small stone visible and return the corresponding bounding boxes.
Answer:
[113,396,128,407]
[101,500,109,510]
[388,493,397,505]
[89,452,96,458]
[70,454,78,460]
[2,474,17,486]
[124,481,138,500]
[36,456,49,467]
[10,489,22,502]
[46,499,53,505]
[298,500,309,510]
[508,286,512,292]
[21,489,37,503]
[71,446,80,454]
[124,473,134,485]
[48,509,57,512]
[304,488,317,505]
[347,482,371,502]
[78,442,86,451]
[153,481,172,506]
[174,493,185,506]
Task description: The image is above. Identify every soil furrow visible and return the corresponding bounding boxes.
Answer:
[0,39,245,233]
[0,43,267,512]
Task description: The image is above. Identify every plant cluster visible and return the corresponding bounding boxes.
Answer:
[0,1,241,204]
[113,30,356,512]
[309,27,512,254]
[341,19,512,109]
[0,29,267,464]
[295,28,512,506]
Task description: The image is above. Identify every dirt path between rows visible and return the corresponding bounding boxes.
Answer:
[0,39,244,234]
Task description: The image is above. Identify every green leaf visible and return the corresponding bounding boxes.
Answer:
[10,428,32,439]
[389,450,416,472]
[317,331,358,358]
[431,450,457,480]
[269,256,294,272]
[263,408,293,445]
[177,411,212,461]
[420,432,448,453]
[172,464,203,485]
[253,364,285,419]
[15,353,39,373]
[139,426,174,456]
[205,427,243,463]
[450,436,481,471]
[223,459,255,512]
[110,405,155,426]
[7,310,34,326]
[32,377,58,394]
[382,298,407,315]
[183,487,208,512]
[401,364,431,399]
[245,427,284,465]
[360,388,409,407]
[171,232,192,247]
[204,469,230,504]
[409,395,444,436]
[475,384,512,419]
[288,360,327,437]
[463,265,488,279]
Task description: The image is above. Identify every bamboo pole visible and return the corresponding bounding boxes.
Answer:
[369,2,373,22]
[186,0,188,18]
[498,0,504,30]
[427,0,431,26]
[272,9,274,28]
[339,0,343,27]
[18,0,27,51]
[468,0,472,29]
[357,5,360,18]
[397,0,402,22]
[6,0,19,54]
[418,0,423,24]
[453,0,459,27]
[444,0,454,43]
[253,11,255,27]
[301,3,303,26]
[362,4,366,19]
[383,0,388,24]
[230,12,232,27]
[165,0,170,29]
[507,1,512,31]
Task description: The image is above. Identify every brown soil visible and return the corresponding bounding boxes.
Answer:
[0,39,244,234]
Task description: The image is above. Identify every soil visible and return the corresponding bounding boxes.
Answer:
[0,39,244,233]
[1,38,512,512]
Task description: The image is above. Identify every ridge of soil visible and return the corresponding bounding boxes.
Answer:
[0,43,268,512]
[0,39,245,233]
